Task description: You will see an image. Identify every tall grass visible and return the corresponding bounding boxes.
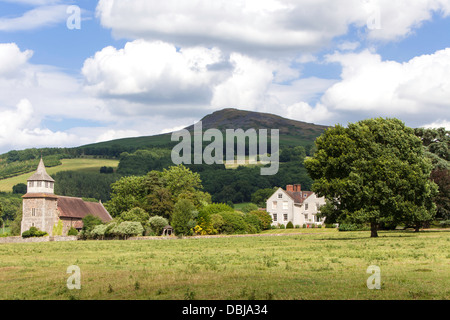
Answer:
[0,230,448,300]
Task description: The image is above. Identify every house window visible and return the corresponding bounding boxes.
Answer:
[283,201,288,210]
[273,214,277,222]
[305,214,308,221]
[283,214,288,221]
[305,203,309,210]
[278,193,282,199]
[316,203,321,210]
[272,201,277,209]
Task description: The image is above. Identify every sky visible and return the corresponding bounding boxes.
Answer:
[0,0,449,153]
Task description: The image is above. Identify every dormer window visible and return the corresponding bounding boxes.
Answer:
[278,193,282,199]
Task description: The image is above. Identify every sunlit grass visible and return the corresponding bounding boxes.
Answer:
[0,230,449,300]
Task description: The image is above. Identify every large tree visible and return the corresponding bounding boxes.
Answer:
[305,118,438,237]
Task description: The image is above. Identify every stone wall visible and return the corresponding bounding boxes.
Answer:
[0,236,78,244]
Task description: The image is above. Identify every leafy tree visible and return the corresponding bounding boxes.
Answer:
[148,216,169,235]
[110,221,144,239]
[105,176,147,217]
[82,214,103,233]
[305,118,438,237]
[171,199,197,236]
[240,203,259,213]
[430,168,450,220]
[248,210,272,230]
[12,183,27,194]
[119,207,149,226]
[251,188,277,207]
[68,227,78,236]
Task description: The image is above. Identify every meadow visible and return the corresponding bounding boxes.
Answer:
[0,158,119,192]
[0,229,448,300]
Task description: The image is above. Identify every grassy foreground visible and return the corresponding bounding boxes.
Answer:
[0,158,119,192]
[0,229,449,300]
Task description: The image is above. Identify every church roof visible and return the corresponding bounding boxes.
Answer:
[27,158,55,182]
[57,196,112,222]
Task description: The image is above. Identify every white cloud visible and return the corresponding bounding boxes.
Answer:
[0,43,33,77]
[96,0,450,56]
[423,120,450,130]
[0,5,68,31]
[82,40,229,105]
[0,99,80,151]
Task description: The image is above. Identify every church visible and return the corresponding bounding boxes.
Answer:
[21,158,112,236]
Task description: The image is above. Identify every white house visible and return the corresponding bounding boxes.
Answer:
[266,184,326,227]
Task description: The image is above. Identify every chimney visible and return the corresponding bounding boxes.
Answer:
[294,184,301,192]
[286,185,294,192]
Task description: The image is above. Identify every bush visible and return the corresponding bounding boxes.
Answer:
[279,224,285,229]
[218,211,249,234]
[244,213,262,233]
[91,224,108,239]
[68,227,78,236]
[120,207,149,226]
[22,227,48,238]
[295,225,301,229]
[338,223,369,231]
[247,210,272,230]
[148,216,169,235]
[171,199,197,236]
[240,203,258,213]
[110,221,144,239]
[286,221,294,229]
[302,224,307,228]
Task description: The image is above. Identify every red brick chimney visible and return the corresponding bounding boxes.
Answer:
[286,185,294,192]
[294,184,301,192]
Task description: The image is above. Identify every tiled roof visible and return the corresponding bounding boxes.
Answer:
[57,196,112,222]
[285,191,314,204]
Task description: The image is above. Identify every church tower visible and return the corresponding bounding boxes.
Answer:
[21,158,59,236]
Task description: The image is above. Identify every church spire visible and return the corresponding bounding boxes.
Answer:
[26,158,55,194]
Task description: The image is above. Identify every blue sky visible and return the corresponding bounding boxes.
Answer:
[0,0,449,153]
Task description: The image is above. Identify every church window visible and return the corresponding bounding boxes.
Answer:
[45,181,48,188]
[32,208,36,216]
[37,181,42,187]
[29,181,34,187]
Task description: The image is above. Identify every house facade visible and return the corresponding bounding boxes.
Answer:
[266,184,326,227]
[21,158,112,236]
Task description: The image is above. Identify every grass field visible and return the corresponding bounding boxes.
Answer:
[0,229,449,300]
[0,158,119,192]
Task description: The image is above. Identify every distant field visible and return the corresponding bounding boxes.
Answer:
[0,158,119,192]
[0,229,448,300]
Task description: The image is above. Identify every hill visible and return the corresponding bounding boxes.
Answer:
[78,108,328,154]
[0,158,119,192]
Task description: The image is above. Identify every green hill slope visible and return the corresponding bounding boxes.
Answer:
[0,158,119,192]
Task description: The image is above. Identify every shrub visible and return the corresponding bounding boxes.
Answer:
[22,227,48,238]
[302,224,307,228]
[68,227,78,236]
[91,224,108,239]
[338,223,369,231]
[82,214,103,233]
[279,224,285,229]
[218,211,249,234]
[148,216,169,235]
[110,221,144,239]
[52,220,63,236]
[120,207,149,226]
[240,203,258,213]
[171,199,197,236]
[294,225,301,229]
[439,220,450,228]
[248,210,272,230]
[286,221,294,229]
[244,213,262,233]
[210,214,225,233]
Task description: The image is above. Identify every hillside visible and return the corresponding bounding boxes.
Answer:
[79,108,328,153]
[0,158,119,192]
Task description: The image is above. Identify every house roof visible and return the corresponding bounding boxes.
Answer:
[27,158,55,182]
[285,190,314,204]
[57,196,112,222]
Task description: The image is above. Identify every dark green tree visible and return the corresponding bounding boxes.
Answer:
[12,183,27,194]
[171,199,197,236]
[305,118,438,237]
